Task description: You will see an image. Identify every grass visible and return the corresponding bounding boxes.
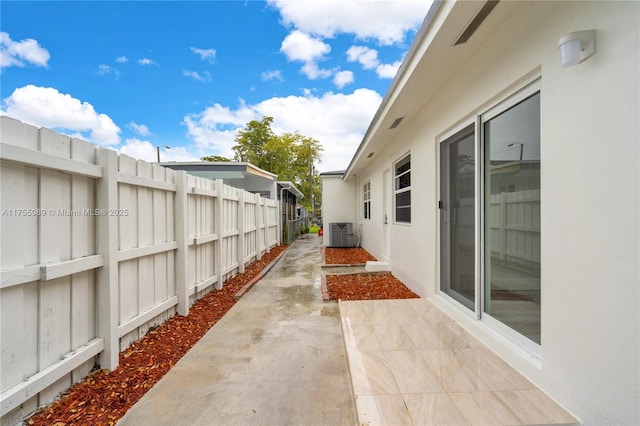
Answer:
[308,225,320,234]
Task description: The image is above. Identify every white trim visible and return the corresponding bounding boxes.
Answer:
[362,180,371,220]
[393,152,412,224]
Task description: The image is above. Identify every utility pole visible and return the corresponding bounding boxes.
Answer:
[309,143,314,220]
[157,145,171,163]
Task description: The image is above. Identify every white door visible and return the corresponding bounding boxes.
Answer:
[383,169,391,258]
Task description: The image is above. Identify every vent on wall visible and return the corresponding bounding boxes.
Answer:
[329,222,357,248]
[454,0,500,46]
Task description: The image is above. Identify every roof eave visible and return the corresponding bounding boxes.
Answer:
[343,0,445,181]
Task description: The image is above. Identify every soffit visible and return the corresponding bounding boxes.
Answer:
[345,0,521,179]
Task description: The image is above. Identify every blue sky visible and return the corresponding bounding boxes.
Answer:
[1,1,431,172]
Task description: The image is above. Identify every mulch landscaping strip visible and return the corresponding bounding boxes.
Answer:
[324,247,377,265]
[326,273,420,301]
[26,245,287,426]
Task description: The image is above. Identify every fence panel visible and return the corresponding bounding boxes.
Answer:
[221,184,239,280]
[186,175,218,303]
[243,192,258,265]
[0,117,283,424]
[116,155,178,351]
[488,189,541,270]
[265,199,279,247]
[0,118,103,423]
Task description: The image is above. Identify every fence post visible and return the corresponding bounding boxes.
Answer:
[174,171,189,315]
[214,179,224,289]
[499,192,507,261]
[238,190,245,273]
[96,148,119,371]
[256,196,263,260]
[262,199,271,253]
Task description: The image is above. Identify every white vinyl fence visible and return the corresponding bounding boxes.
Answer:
[487,189,541,270]
[0,116,279,424]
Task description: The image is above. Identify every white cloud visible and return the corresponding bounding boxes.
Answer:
[261,70,284,82]
[1,85,120,145]
[256,88,382,171]
[183,102,257,159]
[346,45,401,79]
[116,56,128,63]
[190,47,216,63]
[376,60,402,79]
[96,64,121,79]
[0,32,50,69]
[183,70,212,82]
[269,0,430,46]
[138,58,158,66]
[119,139,200,163]
[346,45,379,69]
[183,88,382,172]
[279,30,333,80]
[300,62,332,80]
[333,70,354,89]
[280,30,330,62]
[128,121,152,137]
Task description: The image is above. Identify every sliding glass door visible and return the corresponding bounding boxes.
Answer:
[440,82,541,346]
[440,125,476,310]
[483,92,541,344]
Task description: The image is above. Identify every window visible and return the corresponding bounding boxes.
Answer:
[394,154,411,223]
[363,181,371,219]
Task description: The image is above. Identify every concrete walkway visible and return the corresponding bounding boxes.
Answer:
[118,234,356,426]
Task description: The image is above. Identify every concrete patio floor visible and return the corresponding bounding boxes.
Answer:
[118,233,356,425]
[119,233,578,425]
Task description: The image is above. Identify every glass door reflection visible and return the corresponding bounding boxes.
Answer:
[484,92,541,344]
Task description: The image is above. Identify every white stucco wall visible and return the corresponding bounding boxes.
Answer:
[320,174,357,247]
[345,1,639,424]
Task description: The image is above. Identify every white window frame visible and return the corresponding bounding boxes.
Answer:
[363,180,371,220]
[394,153,411,224]
[437,76,542,360]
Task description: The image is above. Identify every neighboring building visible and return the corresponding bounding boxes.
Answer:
[321,1,638,424]
[277,181,305,244]
[161,161,277,199]
[163,162,306,244]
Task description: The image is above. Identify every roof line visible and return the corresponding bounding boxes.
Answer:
[343,0,444,179]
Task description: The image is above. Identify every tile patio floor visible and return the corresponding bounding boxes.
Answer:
[119,234,578,425]
[339,298,579,425]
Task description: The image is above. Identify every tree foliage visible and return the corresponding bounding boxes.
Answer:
[232,116,322,211]
[200,154,231,162]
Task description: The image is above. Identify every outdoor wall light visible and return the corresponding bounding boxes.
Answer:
[558,30,596,67]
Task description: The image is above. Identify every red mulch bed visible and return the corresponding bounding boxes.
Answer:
[326,273,420,301]
[325,247,376,265]
[26,245,287,426]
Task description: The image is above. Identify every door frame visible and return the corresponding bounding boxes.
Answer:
[382,168,391,259]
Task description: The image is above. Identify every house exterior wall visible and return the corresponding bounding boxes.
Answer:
[338,1,639,424]
[320,174,356,247]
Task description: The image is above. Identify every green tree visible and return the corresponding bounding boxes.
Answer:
[201,155,231,162]
[233,116,276,165]
[232,116,322,212]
